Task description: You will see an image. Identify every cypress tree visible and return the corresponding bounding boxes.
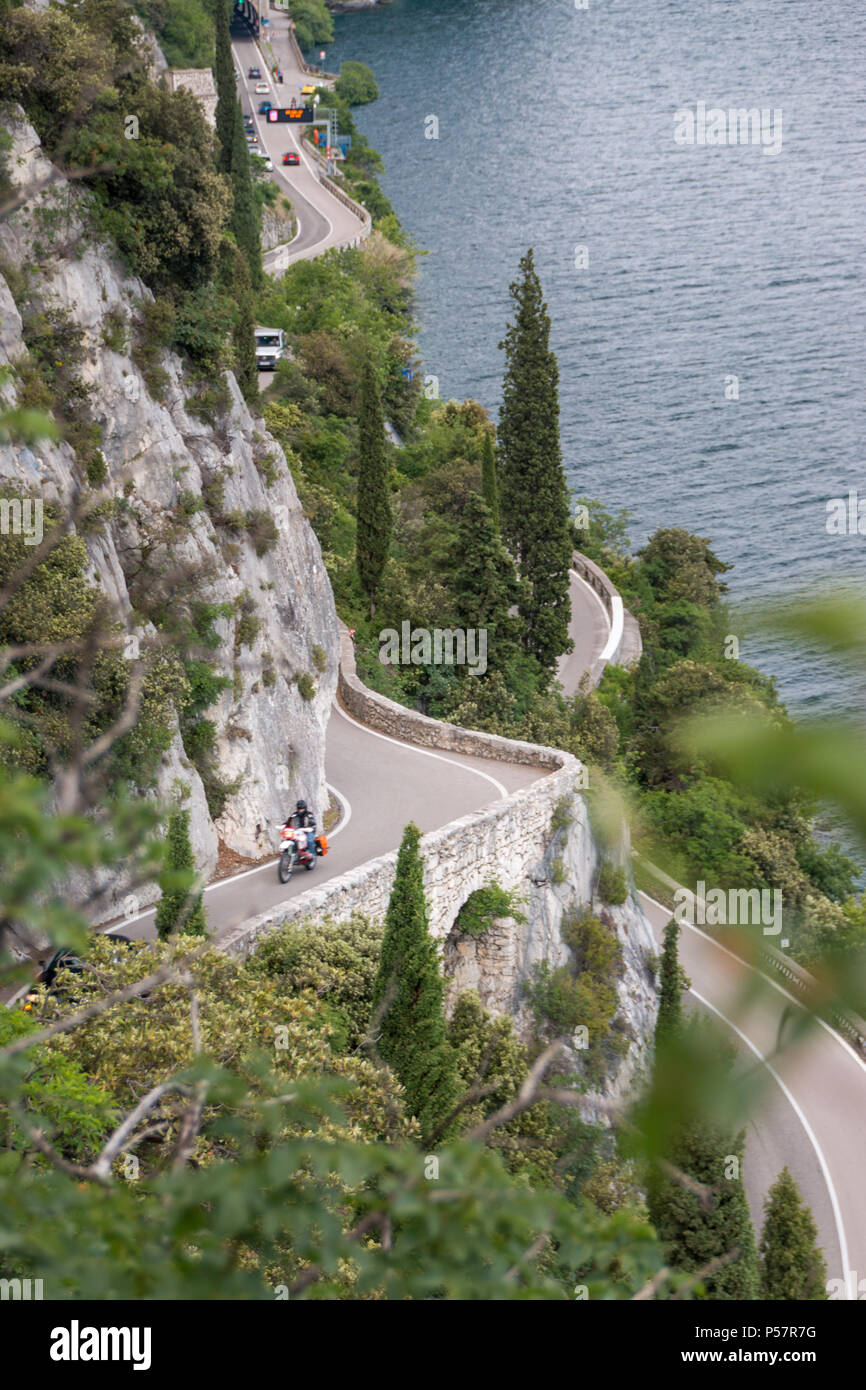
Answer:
[229,245,258,404]
[229,108,263,289]
[481,430,500,532]
[498,249,573,673]
[371,823,459,1142]
[759,1168,828,1300]
[453,493,520,676]
[647,1122,759,1299]
[655,918,686,1050]
[213,0,235,175]
[155,810,208,939]
[355,358,392,618]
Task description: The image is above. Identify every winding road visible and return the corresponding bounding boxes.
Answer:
[125,16,866,1295]
[231,16,366,266]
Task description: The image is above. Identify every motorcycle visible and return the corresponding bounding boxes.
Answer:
[278,825,328,884]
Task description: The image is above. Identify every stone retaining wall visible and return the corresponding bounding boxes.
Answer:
[220,625,584,959]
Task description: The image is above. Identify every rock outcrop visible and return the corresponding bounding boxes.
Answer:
[0,111,340,915]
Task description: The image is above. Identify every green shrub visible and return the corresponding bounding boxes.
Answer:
[597,862,628,905]
[335,61,379,107]
[248,912,383,1052]
[311,642,327,673]
[551,795,573,834]
[454,883,525,937]
[296,671,315,701]
[245,508,278,556]
[85,450,108,486]
[101,306,128,353]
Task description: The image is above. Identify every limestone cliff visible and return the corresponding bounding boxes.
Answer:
[0,111,340,916]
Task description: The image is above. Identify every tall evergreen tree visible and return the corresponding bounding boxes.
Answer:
[155,810,208,939]
[229,108,263,288]
[646,1122,759,1299]
[498,249,573,672]
[759,1168,828,1300]
[654,918,686,1050]
[481,430,500,532]
[371,823,459,1142]
[225,243,258,404]
[213,0,235,175]
[453,493,520,676]
[355,358,392,618]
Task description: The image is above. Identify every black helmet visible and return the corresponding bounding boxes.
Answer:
[296,799,307,811]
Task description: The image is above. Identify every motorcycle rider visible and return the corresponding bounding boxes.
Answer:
[284,799,317,861]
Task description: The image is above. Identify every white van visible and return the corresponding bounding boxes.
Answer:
[254,327,285,370]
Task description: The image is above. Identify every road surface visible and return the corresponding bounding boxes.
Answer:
[639,889,865,1296]
[230,19,365,266]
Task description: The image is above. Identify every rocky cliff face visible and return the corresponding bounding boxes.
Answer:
[442,810,658,1104]
[0,111,340,916]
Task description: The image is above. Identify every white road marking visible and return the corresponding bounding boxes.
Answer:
[689,983,852,1298]
[639,889,866,1081]
[332,699,509,799]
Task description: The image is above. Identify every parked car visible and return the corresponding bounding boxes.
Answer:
[254,82,270,95]
[282,152,300,166]
[256,156,274,172]
[248,66,261,79]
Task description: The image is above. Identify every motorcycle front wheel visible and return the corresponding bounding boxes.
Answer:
[278,850,294,884]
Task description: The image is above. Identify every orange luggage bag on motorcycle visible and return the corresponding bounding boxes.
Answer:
[315,834,328,856]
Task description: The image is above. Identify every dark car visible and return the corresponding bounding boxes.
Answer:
[282,152,300,166]
[248,66,261,79]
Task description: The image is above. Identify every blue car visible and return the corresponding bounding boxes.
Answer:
[259,100,272,114]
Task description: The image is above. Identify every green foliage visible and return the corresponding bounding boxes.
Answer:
[758,1168,828,1300]
[654,919,687,1051]
[453,882,525,938]
[480,429,500,530]
[0,1008,117,1163]
[311,643,327,673]
[228,100,262,289]
[355,357,392,614]
[647,1121,759,1299]
[498,249,573,672]
[447,991,563,1185]
[154,809,208,938]
[597,862,627,905]
[295,671,315,701]
[249,913,383,1053]
[526,909,625,1085]
[287,0,333,52]
[136,0,215,67]
[550,795,573,834]
[335,61,379,106]
[212,0,234,173]
[372,823,459,1143]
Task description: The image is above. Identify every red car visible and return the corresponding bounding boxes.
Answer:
[248,66,261,79]
[282,152,300,166]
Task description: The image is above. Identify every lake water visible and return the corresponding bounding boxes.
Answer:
[324,0,866,720]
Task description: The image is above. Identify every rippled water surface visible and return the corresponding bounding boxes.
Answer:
[325,0,866,717]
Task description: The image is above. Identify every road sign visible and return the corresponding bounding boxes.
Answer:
[268,107,315,123]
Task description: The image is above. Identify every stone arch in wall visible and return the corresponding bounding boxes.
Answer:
[441,891,525,1022]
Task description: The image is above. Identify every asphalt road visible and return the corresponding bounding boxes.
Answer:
[639,889,865,1296]
[231,23,363,264]
[112,701,542,942]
